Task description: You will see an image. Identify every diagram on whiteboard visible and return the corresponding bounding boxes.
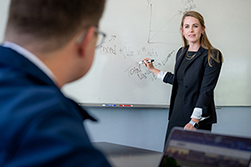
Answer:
[147,0,196,44]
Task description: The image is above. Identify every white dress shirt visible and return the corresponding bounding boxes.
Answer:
[2,41,57,83]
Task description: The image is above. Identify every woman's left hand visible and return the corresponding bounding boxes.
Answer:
[184,118,199,130]
[184,123,197,131]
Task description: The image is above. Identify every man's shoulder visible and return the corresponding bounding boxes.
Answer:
[0,85,68,120]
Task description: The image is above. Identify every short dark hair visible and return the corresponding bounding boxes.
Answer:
[5,0,105,50]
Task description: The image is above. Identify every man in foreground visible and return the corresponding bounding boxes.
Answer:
[0,0,111,166]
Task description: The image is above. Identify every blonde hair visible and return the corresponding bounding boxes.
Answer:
[181,11,222,66]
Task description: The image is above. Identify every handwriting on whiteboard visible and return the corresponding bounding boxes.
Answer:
[99,36,159,59]
[125,50,175,81]
[98,34,175,81]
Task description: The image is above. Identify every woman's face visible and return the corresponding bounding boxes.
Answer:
[181,16,205,45]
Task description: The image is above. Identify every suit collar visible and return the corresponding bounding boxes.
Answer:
[175,46,205,72]
[186,46,205,65]
[0,46,57,87]
[67,98,97,122]
[2,42,57,82]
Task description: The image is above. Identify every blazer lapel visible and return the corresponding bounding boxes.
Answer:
[175,47,188,73]
[184,46,205,70]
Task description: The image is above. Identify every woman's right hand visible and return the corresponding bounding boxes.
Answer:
[142,58,154,71]
[142,58,161,77]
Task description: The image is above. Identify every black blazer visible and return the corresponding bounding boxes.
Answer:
[163,46,222,125]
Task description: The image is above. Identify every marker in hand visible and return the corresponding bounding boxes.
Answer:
[138,59,154,64]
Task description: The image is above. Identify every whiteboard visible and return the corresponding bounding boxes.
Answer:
[0,0,250,106]
[62,0,251,107]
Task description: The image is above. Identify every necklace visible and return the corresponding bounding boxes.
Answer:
[186,52,196,60]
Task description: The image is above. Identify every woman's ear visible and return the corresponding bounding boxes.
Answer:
[180,27,184,35]
[202,26,205,34]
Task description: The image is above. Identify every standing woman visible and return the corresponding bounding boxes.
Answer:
[143,11,223,144]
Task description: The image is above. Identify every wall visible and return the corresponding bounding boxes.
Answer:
[85,107,251,152]
[0,0,10,42]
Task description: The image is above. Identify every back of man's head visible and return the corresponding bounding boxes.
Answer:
[5,0,105,52]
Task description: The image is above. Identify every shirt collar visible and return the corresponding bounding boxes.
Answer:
[2,41,57,83]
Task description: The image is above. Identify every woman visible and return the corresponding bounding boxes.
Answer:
[143,11,223,144]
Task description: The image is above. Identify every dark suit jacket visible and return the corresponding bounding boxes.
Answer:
[163,46,222,125]
[0,46,111,167]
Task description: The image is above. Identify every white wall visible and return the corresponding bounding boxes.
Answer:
[0,0,10,42]
[85,107,251,152]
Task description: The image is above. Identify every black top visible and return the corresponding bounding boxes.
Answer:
[168,51,197,129]
[176,51,196,93]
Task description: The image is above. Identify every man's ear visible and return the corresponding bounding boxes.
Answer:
[78,26,95,56]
